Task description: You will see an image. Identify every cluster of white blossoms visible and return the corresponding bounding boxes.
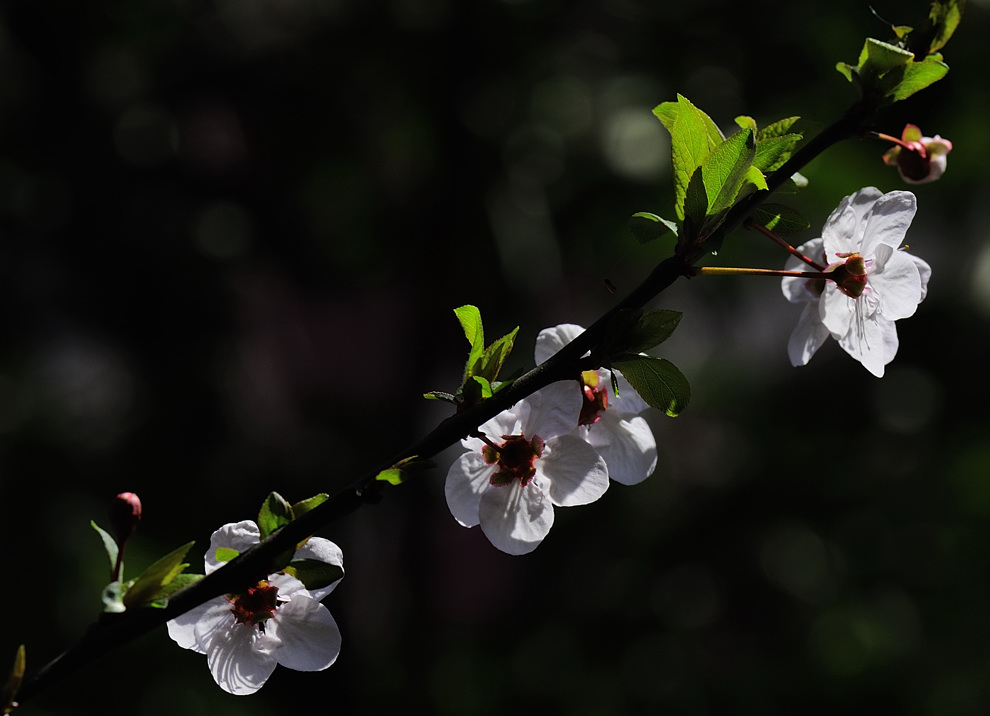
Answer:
[445,324,659,555]
[781,187,931,378]
[167,521,344,695]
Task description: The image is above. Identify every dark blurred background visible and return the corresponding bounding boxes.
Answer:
[1,0,988,713]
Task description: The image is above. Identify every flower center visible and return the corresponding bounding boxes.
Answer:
[827,252,869,298]
[482,434,545,487]
[228,580,283,631]
[578,370,608,426]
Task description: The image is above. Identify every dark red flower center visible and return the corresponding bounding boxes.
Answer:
[483,434,545,487]
[228,581,282,630]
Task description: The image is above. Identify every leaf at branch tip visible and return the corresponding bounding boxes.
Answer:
[91,520,119,573]
[753,203,811,235]
[454,305,485,381]
[122,540,196,609]
[376,455,437,486]
[628,212,679,244]
[479,326,519,384]
[669,95,721,221]
[258,492,294,539]
[1,644,25,716]
[612,355,691,417]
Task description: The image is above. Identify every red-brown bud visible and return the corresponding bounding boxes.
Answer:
[109,492,142,544]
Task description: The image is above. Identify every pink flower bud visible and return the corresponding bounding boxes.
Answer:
[109,491,142,544]
[881,124,953,184]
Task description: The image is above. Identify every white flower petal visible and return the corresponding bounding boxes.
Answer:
[782,239,825,304]
[820,285,854,338]
[478,479,554,555]
[271,597,342,672]
[872,251,924,320]
[822,187,882,256]
[787,302,831,367]
[520,381,584,439]
[445,451,493,528]
[911,254,932,302]
[837,313,899,377]
[167,599,230,654]
[206,623,278,696]
[541,434,609,507]
[608,370,650,416]
[860,190,916,256]
[535,323,585,365]
[292,537,344,600]
[205,520,261,573]
[584,413,657,486]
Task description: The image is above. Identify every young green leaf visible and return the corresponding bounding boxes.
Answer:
[91,521,119,573]
[669,95,719,221]
[258,492,294,539]
[612,355,691,417]
[122,540,196,609]
[756,116,802,140]
[612,310,683,354]
[214,546,239,562]
[880,56,949,103]
[291,493,329,520]
[146,572,203,608]
[628,212,678,244]
[479,326,519,384]
[753,134,803,173]
[752,203,811,235]
[1,645,25,716]
[454,305,485,381]
[283,559,344,591]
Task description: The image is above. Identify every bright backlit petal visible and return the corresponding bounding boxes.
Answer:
[445,451,493,528]
[787,302,831,366]
[271,597,342,672]
[535,323,585,365]
[292,537,344,600]
[205,623,278,696]
[837,313,899,377]
[479,478,554,555]
[583,413,657,485]
[860,190,916,256]
[521,381,584,438]
[205,520,261,574]
[167,599,230,654]
[541,434,609,506]
[822,187,882,256]
[871,251,924,320]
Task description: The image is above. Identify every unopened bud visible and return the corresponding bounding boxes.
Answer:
[109,492,142,544]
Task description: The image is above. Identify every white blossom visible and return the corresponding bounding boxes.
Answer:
[167,520,343,695]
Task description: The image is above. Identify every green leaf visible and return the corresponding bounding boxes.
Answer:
[376,468,404,486]
[258,492,294,539]
[454,305,485,381]
[628,212,678,244]
[752,203,811,235]
[146,572,203,608]
[881,56,950,103]
[612,355,691,417]
[669,95,719,221]
[1,644,25,716]
[91,520,119,574]
[376,455,437,487]
[756,116,801,140]
[478,326,519,384]
[614,310,683,354]
[865,37,914,74]
[753,134,803,173]
[214,546,239,562]
[122,540,196,609]
[291,493,329,520]
[283,559,344,590]
[423,390,457,402]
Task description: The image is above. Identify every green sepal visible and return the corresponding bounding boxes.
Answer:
[282,559,344,591]
[628,212,678,244]
[1,645,25,716]
[91,520,119,574]
[122,540,196,609]
[611,355,691,417]
[258,492,294,539]
[752,203,811,235]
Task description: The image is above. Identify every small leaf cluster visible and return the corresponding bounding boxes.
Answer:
[836,0,964,105]
[424,305,519,410]
[222,492,343,591]
[598,308,691,418]
[91,521,200,613]
[631,96,806,254]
